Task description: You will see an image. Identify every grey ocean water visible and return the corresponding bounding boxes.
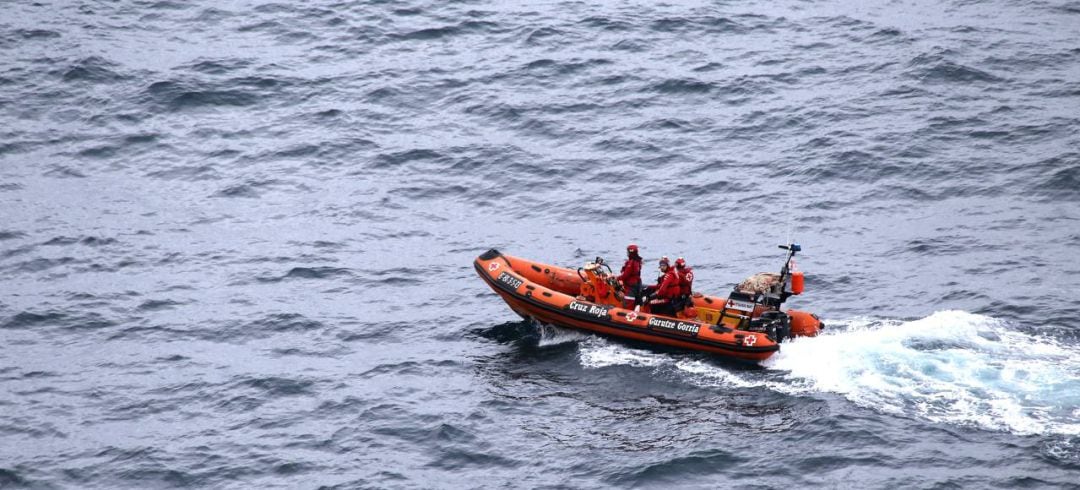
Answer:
[1,0,1079,488]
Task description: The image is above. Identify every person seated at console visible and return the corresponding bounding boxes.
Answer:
[672,257,694,314]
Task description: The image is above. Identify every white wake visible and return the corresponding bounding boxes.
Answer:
[764,310,1080,436]
[569,310,1080,436]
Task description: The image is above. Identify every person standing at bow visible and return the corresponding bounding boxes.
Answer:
[617,244,643,307]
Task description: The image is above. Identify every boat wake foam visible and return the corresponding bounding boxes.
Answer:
[534,320,590,347]
[578,338,667,369]
[571,310,1080,436]
[765,310,1080,436]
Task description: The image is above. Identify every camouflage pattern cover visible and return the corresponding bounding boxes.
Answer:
[736,272,781,295]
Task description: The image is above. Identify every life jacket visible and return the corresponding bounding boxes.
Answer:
[677,266,693,296]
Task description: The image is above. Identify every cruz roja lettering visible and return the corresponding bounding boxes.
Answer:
[567,301,610,319]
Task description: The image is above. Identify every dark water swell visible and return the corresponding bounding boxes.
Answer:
[2,0,1080,488]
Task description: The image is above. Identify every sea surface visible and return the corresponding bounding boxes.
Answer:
[2,0,1079,488]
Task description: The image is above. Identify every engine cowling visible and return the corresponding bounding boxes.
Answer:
[788,309,823,337]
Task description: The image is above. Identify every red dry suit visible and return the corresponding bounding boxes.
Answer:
[617,256,642,287]
[652,268,681,300]
[676,266,694,296]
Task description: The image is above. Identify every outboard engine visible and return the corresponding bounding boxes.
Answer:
[748,310,792,342]
[715,243,817,341]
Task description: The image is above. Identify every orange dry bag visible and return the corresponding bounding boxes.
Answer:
[791,271,804,295]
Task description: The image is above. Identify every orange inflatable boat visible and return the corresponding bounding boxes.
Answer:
[474,244,823,362]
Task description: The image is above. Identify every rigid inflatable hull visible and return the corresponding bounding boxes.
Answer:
[474,251,781,362]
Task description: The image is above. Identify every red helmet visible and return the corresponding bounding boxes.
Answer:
[675,257,686,269]
[627,244,638,254]
[659,256,670,268]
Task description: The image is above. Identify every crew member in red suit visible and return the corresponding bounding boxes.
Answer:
[617,244,643,306]
[645,257,680,316]
[673,257,693,312]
